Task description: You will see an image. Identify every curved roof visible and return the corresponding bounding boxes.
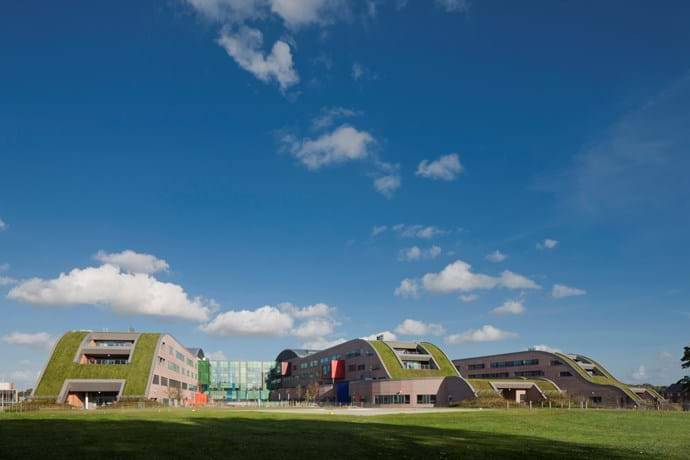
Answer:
[275,348,320,362]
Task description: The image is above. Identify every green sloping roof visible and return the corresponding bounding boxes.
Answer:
[368,340,459,379]
[34,331,159,397]
[468,378,560,394]
[555,352,641,402]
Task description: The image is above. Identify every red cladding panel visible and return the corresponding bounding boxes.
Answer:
[331,360,345,379]
[281,362,290,376]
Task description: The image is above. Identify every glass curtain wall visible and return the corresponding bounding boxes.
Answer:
[209,360,275,401]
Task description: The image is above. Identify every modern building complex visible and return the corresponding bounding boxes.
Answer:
[0,382,18,409]
[208,360,274,402]
[33,331,206,408]
[269,338,476,406]
[453,349,664,407]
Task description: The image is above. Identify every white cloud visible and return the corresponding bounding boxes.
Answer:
[291,318,336,338]
[392,224,446,239]
[552,284,587,298]
[312,107,360,130]
[1,332,54,349]
[371,225,388,236]
[631,364,647,382]
[361,330,397,341]
[0,276,18,286]
[217,26,299,90]
[485,250,507,263]
[459,293,479,302]
[94,250,169,274]
[435,0,469,13]
[270,0,344,29]
[4,369,39,388]
[373,174,401,198]
[398,245,442,262]
[0,263,10,271]
[530,344,561,353]
[206,350,228,361]
[278,302,334,318]
[352,62,364,80]
[280,124,374,170]
[394,278,419,298]
[394,319,445,336]
[421,260,540,294]
[0,218,7,231]
[536,238,558,250]
[445,325,518,344]
[416,153,463,181]
[491,299,525,316]
[201,305,293,336]
[8,264,213,322]
[301,337,346,350]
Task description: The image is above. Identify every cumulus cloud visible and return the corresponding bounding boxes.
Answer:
[373,174,401,198]
[485,250,507,263]
[201,305,293,336]
[217,26,299,90]
[631,364,647,382]
[361,330,397,341]
[291,318,336,338]
[394,278,419,298]
[445,325,518,344]
[301,337,346,350]
[8,264,213,322]
[94,250,169,274]
[416,153,463,181]
[392,224,446,239]
[312,107,360,130]
[351,62,377,81]
[536,239,558,250]
[371,225,388,236]
[530,344,561,353]
[270,0,345,29]
[206,350,228,361]
[0,276,18,286]
[421,260,540,294]
[552,284,587,298]
[280,124,374,170]
[0,218,7,231]
[398,245,442,262]
[394,319,445,336]
[1,332,54,349]
[491,299,525,316]
[435,0,470,13]
[278,302,334,318]
[459,293,479,302]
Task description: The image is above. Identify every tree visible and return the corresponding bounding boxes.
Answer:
[673,346,690,393]
[304,382,320,403]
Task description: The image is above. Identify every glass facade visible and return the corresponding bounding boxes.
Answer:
[208,360,275,401]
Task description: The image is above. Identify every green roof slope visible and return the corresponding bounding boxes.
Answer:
[555,352,641,403]
[368,340,459,379]
[34,331,160,398]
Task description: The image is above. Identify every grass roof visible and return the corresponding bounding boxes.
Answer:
[367,340,459,379]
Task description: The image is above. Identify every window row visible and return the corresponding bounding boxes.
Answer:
[375,394,410,405]
[490,359,539,368]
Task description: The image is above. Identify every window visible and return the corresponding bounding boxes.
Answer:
[153,375,160,385]
[176,351,185,362]
[468,363,485,370]
[559,371,573,377]
[168,362,180,373]
[491,359,539,368]
[357,364,366,371]
[590,396,602,404]
[161,377,169,386]
[469,372,510,379]
[348,364,356,372]
[86,357,128,365]
[514,370,544,377]
[550,360,563,366]
[375,394,410,404]
[416,394,436,404]
[182,382,188,390]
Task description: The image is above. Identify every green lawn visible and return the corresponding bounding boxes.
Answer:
[1,408,688,459]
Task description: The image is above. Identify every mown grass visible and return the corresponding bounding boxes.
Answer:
[34,332,159,397]
[0,408,687,459]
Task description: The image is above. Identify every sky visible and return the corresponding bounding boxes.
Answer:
[1,0,689,388]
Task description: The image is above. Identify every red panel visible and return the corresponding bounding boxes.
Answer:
[194,392,208,405]
[281,362,290,376]
[331,359,345,379]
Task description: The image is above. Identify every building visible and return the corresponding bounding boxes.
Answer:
[0,382,18,409]
[453,350,664,407]
[269,338,475,406]
[664,382,689,404]
[32,331,205,408]
[208,360,274,402]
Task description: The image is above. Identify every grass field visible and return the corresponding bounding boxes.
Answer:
[1,408,688,459]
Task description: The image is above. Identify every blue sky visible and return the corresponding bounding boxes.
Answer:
[1,0,689,387]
